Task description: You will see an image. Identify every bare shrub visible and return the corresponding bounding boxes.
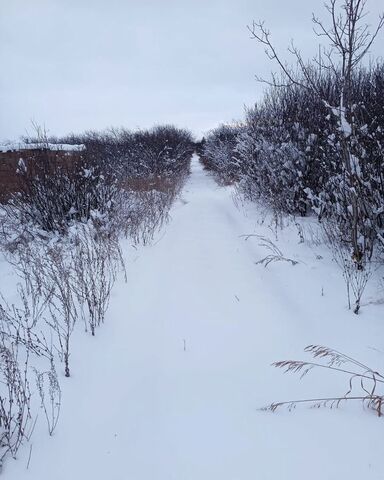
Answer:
[200,124,242,185]
[0,331,32,464]
[34,361,61,436]
[0,285,61,459]
[5,125,116,235]
[71,223,124,336]
[41,246,78,378]
[3,240,77,376]
[118,190,170,245]
[0,286,53,361]
[117,169,188,245]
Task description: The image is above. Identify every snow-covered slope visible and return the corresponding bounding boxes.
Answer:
[5,155,384,479]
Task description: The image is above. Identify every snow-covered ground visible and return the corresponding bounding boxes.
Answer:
[4,154,384,479]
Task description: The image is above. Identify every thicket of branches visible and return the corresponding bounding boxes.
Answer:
[202,66,384,250]
[201,0,384,418]
[7,124,194,234]
[0,123,194,467]
[199,124,242,184]
[33,124,194,181]
[201,0,384,313]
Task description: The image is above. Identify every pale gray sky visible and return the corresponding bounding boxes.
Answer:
[1,0,382,140]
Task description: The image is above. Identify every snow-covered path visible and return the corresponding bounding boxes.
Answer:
[6,155,384,479]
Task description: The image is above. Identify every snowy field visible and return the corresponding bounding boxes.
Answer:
[3,155,384,479]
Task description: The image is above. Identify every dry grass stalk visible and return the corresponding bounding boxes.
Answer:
[263,345,384,417]
[241,234,299,267]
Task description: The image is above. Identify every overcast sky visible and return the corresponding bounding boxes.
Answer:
[1,0,382,141]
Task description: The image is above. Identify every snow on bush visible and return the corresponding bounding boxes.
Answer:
[0,124,194,470]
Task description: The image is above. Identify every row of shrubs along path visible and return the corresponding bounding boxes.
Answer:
[6,154,384,480]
